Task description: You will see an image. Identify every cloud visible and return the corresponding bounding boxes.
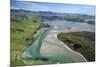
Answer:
[11,1,50,11]
[11,1,95,15]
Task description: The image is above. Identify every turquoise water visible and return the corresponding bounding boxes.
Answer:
[21,26,53,60]
[21,26,74,63]
[21,20,94,63]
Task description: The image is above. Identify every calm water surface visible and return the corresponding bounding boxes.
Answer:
[43,20,95,32]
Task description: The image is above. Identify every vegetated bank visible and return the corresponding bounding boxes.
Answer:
[10,11,41,66]
[57,31,95,62]
[10,10,52,66]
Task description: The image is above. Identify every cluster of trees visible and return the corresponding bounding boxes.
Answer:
[57,32,95,62]
[57,34,82,51]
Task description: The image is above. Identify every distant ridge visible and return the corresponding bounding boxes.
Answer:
[11,9,95,17]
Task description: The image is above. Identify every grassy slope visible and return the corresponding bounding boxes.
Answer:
[10,13,40,66]
[10,12,57,66]
[58,32,95,62]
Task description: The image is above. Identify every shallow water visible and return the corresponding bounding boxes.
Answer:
[21,20,94,64]
[43,20,95,32]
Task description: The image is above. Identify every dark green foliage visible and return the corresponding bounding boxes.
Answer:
[73,44,82,50]
[58,32,95,62]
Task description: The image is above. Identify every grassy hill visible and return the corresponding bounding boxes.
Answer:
[10,11,41,66]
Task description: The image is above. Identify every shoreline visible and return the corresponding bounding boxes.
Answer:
[57,31,95,61]
[41,26,87,62]
[21,24,95,65]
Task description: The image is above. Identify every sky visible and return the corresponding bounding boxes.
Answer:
[11,1,95,16]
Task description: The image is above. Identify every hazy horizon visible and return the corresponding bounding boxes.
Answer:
[11,1,95,16]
